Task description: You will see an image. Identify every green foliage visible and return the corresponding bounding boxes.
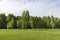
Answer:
[17,20,22,29]
[7,14,17,29]
[0,14,6,29]
[0,10,60,29]
[22,10,31,29]
[7,19,14,29]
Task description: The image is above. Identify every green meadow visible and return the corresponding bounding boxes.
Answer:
[0,29,60,40]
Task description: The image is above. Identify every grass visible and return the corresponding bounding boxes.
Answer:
[0,29,60,40]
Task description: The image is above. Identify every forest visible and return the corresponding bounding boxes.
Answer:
[0,10,60,29]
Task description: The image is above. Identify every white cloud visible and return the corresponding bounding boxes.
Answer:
[0,0,60,17]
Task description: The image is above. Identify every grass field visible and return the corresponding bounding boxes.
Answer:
[0,29,60,40]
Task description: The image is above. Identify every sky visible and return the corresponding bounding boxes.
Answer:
[0,0,60,17]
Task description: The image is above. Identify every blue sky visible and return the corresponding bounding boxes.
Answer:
[0,0,60,17]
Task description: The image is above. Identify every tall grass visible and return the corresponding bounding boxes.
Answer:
[0,29,60,40]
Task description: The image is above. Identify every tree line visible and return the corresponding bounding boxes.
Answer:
[0,10,60,29]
